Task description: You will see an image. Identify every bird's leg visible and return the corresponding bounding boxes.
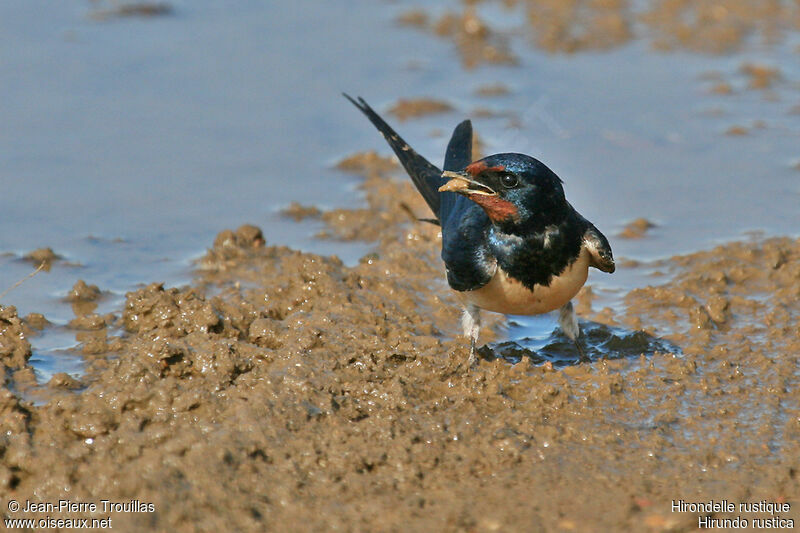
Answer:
[461,304,481,367]
[558,301,589,363]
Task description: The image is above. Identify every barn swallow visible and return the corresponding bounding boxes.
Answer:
[345,95,614,366]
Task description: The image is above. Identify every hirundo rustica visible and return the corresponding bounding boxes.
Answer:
[345,95,614,366]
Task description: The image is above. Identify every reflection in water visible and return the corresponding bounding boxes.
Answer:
[482,321,679,367]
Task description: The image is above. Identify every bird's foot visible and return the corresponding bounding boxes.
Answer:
[559,300,591,363]
[459,304,481,370]
[574,339,591,364]
[467,338,478,368]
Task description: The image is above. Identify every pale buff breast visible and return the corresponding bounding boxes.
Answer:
[459,248,590,315]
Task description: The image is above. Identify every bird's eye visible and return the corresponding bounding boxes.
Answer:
[500,173,518,189]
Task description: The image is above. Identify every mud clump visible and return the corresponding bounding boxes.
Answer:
[90,1,173,21]
[66,279,106,318]
[22,312,50,331]
[200,224,266,268]
[22,247,60,271]
[434,8,518,69]
[726,124,749,136]
[388,98,454,121]
[709,81,733,95]
[618,217,656,239]
[0,306,32,371]
[336,150,398,175]
[474,83,510,97]
[0,306,35,488]
[66,280,102,303]
[395,9,427,29]
[47,372,83,390]
[402,7,517,68]
[280,202,322,221]
[525,0,631,53]
[741,62,782,90]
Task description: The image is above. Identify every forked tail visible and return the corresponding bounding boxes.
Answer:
[344,94,446,219]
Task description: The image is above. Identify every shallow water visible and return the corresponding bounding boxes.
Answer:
[486,318,679,366]
[1,0,798,378]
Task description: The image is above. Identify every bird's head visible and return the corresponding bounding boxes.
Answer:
[439,153,567,232]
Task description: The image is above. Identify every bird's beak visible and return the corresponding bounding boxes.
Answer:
[439,170,496,196]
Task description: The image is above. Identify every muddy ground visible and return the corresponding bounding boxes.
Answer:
[2,151,799,532]
[3,0,800,531]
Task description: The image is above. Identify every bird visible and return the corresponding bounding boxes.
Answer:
[345,95,614,366]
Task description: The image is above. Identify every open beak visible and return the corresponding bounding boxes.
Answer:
[438,170,496,196]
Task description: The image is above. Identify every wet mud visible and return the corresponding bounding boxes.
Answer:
[618,218,657,240]
[403,0,800,58]
[2,152,799,531]
[89,1,173,21]
[2,1,800,531]
[399,8,518,69]
[387,99,455,122]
